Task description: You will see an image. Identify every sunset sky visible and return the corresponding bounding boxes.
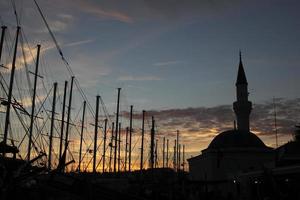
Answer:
[1,0,300,169]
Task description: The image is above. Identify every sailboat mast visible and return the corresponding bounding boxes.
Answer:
[102,118,107,173]
[93,95,100,173]
[109,122,114,172]
[150,116,155,169]
[128,105,133,172]
[63,76,74,171]
[3,26,20,155]
[140,110,145,171]
[113,88,121,173]
[48,82,57,170]
[0,26,7,62]
[28,44,41,161]
[78,101,86,172]
[166,139,169,168]
[183,144,185,171]
[163,137,165,168]
[59,81,68,160]
[124,126,128,172]
[176,130,179,171]
[117,123,121,171]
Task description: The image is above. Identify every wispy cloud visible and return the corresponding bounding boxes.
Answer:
[118,75,162,81]
[153,60,182,67]
[2,39,92,73]
[64,39,94,47]
[75,0,133,23]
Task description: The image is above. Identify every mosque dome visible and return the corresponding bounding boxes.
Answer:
[207,129,269,150]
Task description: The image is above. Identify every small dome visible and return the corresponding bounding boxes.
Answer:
[208,129,268,149]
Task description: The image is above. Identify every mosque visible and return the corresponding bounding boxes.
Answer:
[188,53,275,194]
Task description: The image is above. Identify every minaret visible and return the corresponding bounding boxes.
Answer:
[233,52,252,132]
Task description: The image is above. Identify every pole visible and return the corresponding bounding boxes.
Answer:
[173,139,176,170]
[59,81,68,160]
[114,88,121,173]
[140,110,145,171]
[0,26,7,63]
[48,82,57,170]
[155,139,158,168]
[93,95,100,173]
[176,130,179,171]
[150,116,155,169]
[118,123,121,172]
[163,137,165,168]
[109,122,114,172]
[78,101,86,172]
[178,144,181,171]
[64,76,74,171]
[166,139,169,168]
[28,44,41,161]
[183,144,185,172]
[3,26,20,155]
[125,127,128,172]
[128,105,133,172]
[102,118,108,173]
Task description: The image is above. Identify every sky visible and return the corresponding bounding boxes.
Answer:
[0,0,300,168]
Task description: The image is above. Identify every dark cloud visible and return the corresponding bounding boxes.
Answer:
[122,98,299,150]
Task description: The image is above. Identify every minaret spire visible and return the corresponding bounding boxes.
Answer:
[236,51,248,85]
[233,51,252,132]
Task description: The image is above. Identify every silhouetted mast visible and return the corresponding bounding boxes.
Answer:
[155,139,158,168]
[48,82,57,170]
[183,144,185,171]
[124,127,128,171]
[59,81,68,160]
[28,44,41,161]
[173,139,176,170]
[176,130,179,171]
[109,122,114,172]
[128,105,133,172]
[0,26,7,63]
[102,118,108,173]
[78,101,86,172]
[114,88,121,173]
[3,26,20,155]
[166,139,169,168]
[140,110,145,171]
[150,116,155,169]
[64,76,74,171]
[178,144,181,171]
[93,95,100,173]
[118,122,121,172]
[163,137,165,168]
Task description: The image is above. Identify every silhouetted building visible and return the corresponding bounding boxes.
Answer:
[187,53,274,197]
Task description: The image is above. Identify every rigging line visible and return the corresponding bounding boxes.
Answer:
[33,0,96,119]
[84,139,104,171]
[0,73,37,150]
[33,84,53,121]
[9,0,20,26]
[80,141,93,165]
[20,31,33,97]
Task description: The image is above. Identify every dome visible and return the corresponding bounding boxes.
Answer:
[207,129,268,149]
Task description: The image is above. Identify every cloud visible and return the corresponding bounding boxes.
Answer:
[122,98,300,152]
[71,0,133,23]
[64,39,94,47]
[118,75,162,81]
[2,39,92,73]
[153,60,182,67]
